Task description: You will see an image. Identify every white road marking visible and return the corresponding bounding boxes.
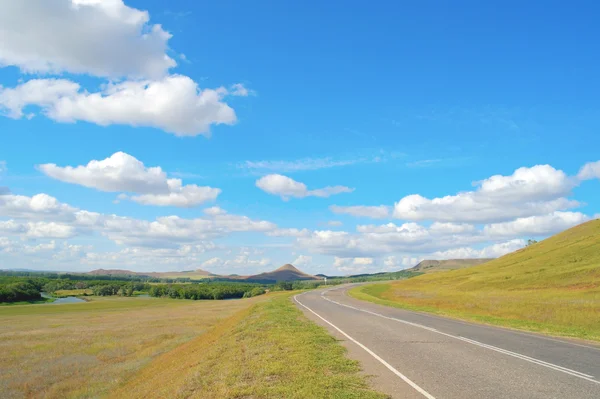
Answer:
[320,287,600,385]
[294,292,436,399]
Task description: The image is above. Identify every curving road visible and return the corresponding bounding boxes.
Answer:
[294,285,600,399]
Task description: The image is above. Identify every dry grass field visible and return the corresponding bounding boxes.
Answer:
[113,293,386,399]
[1,293,386,399]
[350,220,600,341]
[0,296,264,398]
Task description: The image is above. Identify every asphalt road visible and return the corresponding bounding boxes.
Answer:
[295,285,600,399]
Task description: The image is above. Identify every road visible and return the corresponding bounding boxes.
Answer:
[295,285,600,399]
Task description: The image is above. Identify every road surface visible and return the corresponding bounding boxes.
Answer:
[295,285,600,399]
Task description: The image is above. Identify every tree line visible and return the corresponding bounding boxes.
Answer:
[148,282,267,300]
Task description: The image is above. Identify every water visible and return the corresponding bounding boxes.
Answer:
[41,292,86,304]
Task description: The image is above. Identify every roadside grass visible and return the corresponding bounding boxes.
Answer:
[349,220,600,342]
[0,296,265,398]
[113,292,387,399]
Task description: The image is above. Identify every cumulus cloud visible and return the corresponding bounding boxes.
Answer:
[483,212,590,238]
[330,205,390,219]
[39,152,220,207]
[293,255,312,266]
[431,239,526,259]
[256,174,353,200]
[383,255,421,270]
[0,191,278,249]
[199,255,271,273]
[333,256,374,273]
[0,76,240,136]
[578,161,600,181]
[0,0,175,79]
[394,165,578,223]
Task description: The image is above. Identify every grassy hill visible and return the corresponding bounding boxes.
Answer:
[350,219,600,341]
[243,264,321,283]
[408,258,493,273]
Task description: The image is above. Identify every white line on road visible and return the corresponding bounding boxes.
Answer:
[320,287,600,385]
[294,292,436,399]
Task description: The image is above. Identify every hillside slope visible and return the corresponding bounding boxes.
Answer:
[408,258,493,273]
[244,264,321,282]
[351,219,600,340]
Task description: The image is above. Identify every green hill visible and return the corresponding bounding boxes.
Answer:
[408,258,494,273]
[350,219,600,341]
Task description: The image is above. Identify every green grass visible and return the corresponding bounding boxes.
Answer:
[114,293,387,399]
[350,220,600,342]
[53,289,93,297]
[0,295,266,398]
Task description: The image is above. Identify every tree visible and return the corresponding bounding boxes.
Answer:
[526,239,538,246]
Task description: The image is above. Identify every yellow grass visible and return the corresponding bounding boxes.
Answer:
[0,296,265,398]
[113,293,386,399]
[53,289,93,297]
[350,220,600,341]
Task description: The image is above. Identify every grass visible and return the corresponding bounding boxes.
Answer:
[53,289,93,297]
[350,219,600,342]
[0,295,266,398]
[113,293,387,399]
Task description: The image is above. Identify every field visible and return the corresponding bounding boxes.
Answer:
[1,293,386,399]
[350,219,600,341]
[113,293,386,399]
[0,296,265,398]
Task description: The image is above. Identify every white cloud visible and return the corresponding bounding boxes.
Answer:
[0,191,278,250]
[429,222,477,235]
[242,157,361,173]
[578,161,600,181]
[0,0,175,79]
[299,221,485,258]
[330,205,390,219]
[125,184,220,207]
[0,161,6,173]
[199,255,271,274]
[483,212,589,238]
[39,152,220,207]
[230,83,254,97]
[0,76,239,136]
[0,193,78,220]
[432,239,526,259]
[326,220,343,227]
[267,228,310,238]
[293,255,312,266]
[383,255,421,270]
[394,165,578,223]
[256,174,353,200]
[333,256,374,273]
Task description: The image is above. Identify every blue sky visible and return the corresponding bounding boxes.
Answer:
[0,0,599,275]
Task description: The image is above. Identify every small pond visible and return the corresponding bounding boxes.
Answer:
[41,292,86,304]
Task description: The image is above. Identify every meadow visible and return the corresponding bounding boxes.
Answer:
[1,292,386,399]
[0,296,265,398]
[350,220,600,341]
[112,293,386,399]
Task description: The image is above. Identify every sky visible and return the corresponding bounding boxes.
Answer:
[1,0,599,276]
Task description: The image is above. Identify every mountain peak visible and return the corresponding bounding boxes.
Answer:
[275,264,300,272]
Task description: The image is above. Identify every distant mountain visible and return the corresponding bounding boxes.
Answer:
[87,268,217,279]
[244,264,321,282]
[88,268,142,276]
[408,259,493,273]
